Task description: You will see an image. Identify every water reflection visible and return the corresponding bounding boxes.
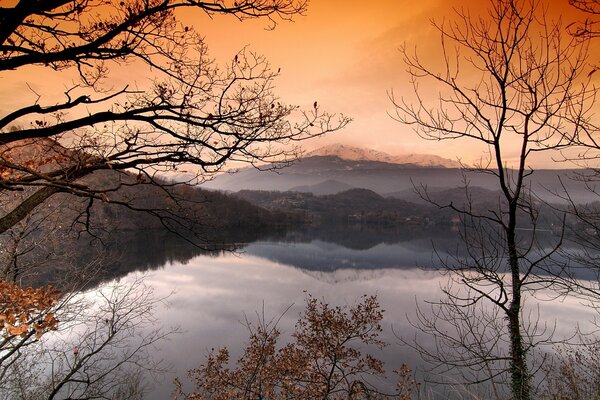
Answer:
[132,252,443,399]
[243,240,442,273]
[29,225,459,289]
[103,236,595,400]
[25,225,598,399]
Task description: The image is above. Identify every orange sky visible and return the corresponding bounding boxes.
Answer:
[1,0,596,167]
[183,0,598,167]
[183,0,450,156]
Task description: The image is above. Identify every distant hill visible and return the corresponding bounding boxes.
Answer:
[290,179,354,195]
[386,186,503,205]
[203,155,470,193]
[234,188,452,226]
[203,154,593,204]
[306,144,462,168]
[0,139,307,288]
[0,138,300,243]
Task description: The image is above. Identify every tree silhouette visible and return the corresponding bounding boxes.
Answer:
[0,2,348,394]
[0,0,349,234]
[391,0,595,398]
[569,0,600,38]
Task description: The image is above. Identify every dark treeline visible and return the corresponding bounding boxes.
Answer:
[1,166,301,289]
[233,187,566,230]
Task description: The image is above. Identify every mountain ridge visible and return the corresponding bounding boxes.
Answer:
[306,144,461,168]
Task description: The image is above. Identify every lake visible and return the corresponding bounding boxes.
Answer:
[75,227,596,399]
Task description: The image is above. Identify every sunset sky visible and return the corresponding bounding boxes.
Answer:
[0,0,596,167]
[189,0,596,167]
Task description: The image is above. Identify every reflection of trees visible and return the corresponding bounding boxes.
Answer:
[0,0,346,397]
[391,0,596,398]
[1,277,176,400]
[15,218,592,290]
[281,224,453,251]
[20,226,290,289]
[21,224,454,287]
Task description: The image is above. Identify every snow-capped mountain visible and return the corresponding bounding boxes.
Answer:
[201,143,589,203]
[306,144,461,168]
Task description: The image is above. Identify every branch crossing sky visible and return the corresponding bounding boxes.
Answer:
[1,0,596,167]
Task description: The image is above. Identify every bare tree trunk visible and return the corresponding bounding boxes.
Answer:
[507,308,530,400]
[0,186,61,235]
[507,205,531,400]
[390,0,595,396]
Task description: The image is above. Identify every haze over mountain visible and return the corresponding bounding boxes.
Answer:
[306,144,462,168]
[202,144,594,204]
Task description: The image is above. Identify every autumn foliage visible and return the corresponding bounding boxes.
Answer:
[174,294,419,400]
[0,280,59,340]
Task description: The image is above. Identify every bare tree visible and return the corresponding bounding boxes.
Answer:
[0,2,348,397]
[0,0,349,235]
[569,0,600,38]
[0,198,69,283]
[0,275,177,400]
[391,0,595,398]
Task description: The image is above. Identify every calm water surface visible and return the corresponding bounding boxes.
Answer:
[88,233,595,399]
